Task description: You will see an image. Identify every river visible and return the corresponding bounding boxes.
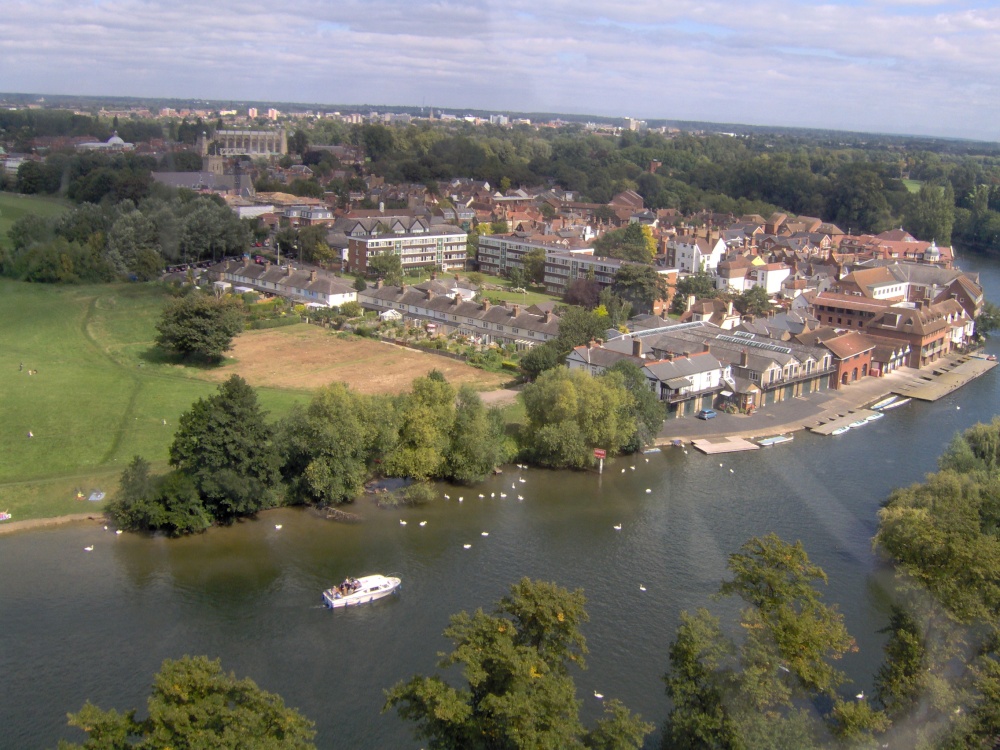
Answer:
[2,252,999,749]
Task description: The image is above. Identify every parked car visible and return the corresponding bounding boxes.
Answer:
[696,408,717,420]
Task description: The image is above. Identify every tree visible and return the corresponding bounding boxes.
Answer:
[610,264,667,315]
[975,300,1000,338]
[490,219,510,234]
[593,223,656,264]
[106,455,163,532]
[58,655,316,749]
[872,606,926,719]
[564,277,602,309]
[384,371,456,480]
[368,250,403,285]
[520,341,562,379]
[523,247,546,285]
[734,286,772,317]
[444,386,507,484]
[277,384,389,506]
[556,306,609,353]
[385,578,652,750]
[670,272,717,315]
[353,275,367,292]
[521,368,634,468]
[289,128,309,156]
[169,375,282,521]
[155,292,246,361]
[904,183,955,245]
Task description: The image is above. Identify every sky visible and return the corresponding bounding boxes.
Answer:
[2,0,999,141]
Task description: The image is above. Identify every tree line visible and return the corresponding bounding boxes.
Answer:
[0,190,248,282]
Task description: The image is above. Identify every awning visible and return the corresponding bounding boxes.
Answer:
[720,390,733,397]
[665,377,692,389]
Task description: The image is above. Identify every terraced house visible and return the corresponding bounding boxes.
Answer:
[359,280,560,349]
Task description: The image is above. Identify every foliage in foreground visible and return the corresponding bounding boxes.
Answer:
[58,655,316,750]
[873,417,1000,748]
[661,534,885,749]
[385,578,653,750]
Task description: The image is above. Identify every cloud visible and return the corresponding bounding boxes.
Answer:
[0,0,997,140]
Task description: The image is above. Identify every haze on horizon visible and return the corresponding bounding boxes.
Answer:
[3,0,998,142]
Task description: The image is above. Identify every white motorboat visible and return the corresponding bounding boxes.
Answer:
[758,435,794,447]
[323,574,401,609]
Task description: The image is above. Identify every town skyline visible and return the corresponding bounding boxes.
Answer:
[3,0,998,143]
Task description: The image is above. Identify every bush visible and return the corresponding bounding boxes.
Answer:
[403,482,437,505]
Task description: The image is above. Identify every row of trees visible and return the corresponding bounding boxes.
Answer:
[1,191,248,282]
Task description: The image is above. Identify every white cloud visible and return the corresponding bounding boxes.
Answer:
[0,0,997,140]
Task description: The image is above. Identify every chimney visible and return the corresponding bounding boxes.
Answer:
[686,294,696,312]
[632,338,643,357]
[482,298,491,310]
[740,348,749,367]
[703,340,711,353]
[511,304,520,317]
[285,265,293,276]
[727,299,733,316]
[400,282,407,292]
[665,351,674,361]
[586,340,594,350]
[452,293,460,305]
[425,288,434,300]
[310,270,317,282]
[264,260,271,270]
[544,310,553,324]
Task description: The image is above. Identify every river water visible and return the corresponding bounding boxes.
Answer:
[3,253,999,749]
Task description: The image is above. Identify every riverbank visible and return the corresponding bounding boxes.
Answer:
[656,350,997,445]
[0,512,105,536]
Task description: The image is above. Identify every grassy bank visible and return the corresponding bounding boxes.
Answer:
[0,280,307,522]
[0,191,71,240]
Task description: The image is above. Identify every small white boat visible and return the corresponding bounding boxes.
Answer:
[323,574,401,609]
[830,426,850,435]
[881,397,911,411]
[870,396,898,410]
[849,419,868,429]
[758,435,794,447]
[865,412,884,422]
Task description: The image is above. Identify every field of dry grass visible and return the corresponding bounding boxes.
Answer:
[203,326,510,394]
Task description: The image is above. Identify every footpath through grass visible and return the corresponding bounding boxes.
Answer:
[0,280,307,522]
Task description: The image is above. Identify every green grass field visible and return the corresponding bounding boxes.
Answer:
[0,191,71,241]
[902,179,923,194]
[0,280,308,522]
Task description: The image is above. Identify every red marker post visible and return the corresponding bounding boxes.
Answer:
[594,448,606,474]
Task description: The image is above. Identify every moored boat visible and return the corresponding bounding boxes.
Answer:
[865,412,884,422]
[881,397,912,410]
[323,574,401,608]
[870,396,898,410]
[830,426,850,435]
[849,419,869,428]
[758,435,794,447]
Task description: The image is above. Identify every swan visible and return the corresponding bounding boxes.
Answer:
[399,520,407,525]
[275,524,282,530]
[444,494,450,499]
[84,545,94,552]
[463,544,472,549]
[517,495,524,501]
[594,691,604,699]
[481,531,489,536]
[645,488,652,493]
[500,493,507,498]
[419,521,427,527]
[613,524,622,531]
[639,584,646,591]
[115,529,123,535]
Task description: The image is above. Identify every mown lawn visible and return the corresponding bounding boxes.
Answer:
[0,280,308,521]
[0,191,71,240]
[902,179,923,194]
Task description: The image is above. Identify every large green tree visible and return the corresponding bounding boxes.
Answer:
[385,578,652,750]
[368,250,403,285]
[384,371,456,480]
[444,386,508,484]
[610,264,668,315]
[169,375,282,521]
[521,367,634,468]
[58,655,315,749]
[594,223,656,264]
[155,292,246,362]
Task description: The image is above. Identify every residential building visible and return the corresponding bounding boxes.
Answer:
[340,216,467,274]
[478,234,593,278]
[209,260,357,307]
[359,280,560,349]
